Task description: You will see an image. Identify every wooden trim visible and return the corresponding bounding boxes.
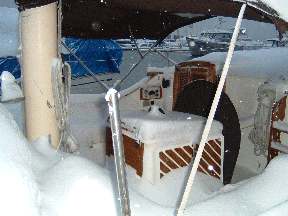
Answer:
[140,87,144,100]
[147,71,163,77]
[173,61,218,110]
[268,96,287,163]
[106,126,144,177]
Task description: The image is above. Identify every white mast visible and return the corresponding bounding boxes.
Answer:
[20,2,60,147]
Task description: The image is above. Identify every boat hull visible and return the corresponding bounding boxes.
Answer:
[187,37,268,57]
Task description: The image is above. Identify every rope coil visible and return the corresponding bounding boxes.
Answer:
[51,58,79,153]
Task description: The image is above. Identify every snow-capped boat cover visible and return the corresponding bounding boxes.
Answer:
[0,38,123,78]
[0,57,20,79]
[62,38,123,76]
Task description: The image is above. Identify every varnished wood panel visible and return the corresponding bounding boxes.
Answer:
[106,127,144,177]
[268,96,287,163]
[173,61,218,110]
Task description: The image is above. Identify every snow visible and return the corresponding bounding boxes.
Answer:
[0,97,223,215]
[113,157,224,208]
[29,136,118,216]
[262,0,288,23]
[2,96,288,215]
[271,141,288,154]
[147,66,175,74]
[0,103,39,216]
[184,154,288,215]
[1,71,24,102]
[195,47,288,80]
[273,120,288,132]
[0,100,119,216]
[118,109,223,147]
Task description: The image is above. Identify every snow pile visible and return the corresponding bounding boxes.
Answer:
[29,136,118,216]
[0,102,119,216]
[1,93,288,215]
[0,97,223,215]
[1,71,23,102]
[69,93,108,164]
[70,96,224,207]
[118,109,223,147]
[0,103,40,215]
[184,154,288,215]
[121,158,224,208]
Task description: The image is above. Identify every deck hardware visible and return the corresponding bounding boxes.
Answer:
[162,78,170,88]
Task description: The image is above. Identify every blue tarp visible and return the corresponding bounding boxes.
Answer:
[0,39,123,79]
[63,38,123,76]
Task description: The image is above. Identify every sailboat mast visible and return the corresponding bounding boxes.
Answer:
[19,1,60,147]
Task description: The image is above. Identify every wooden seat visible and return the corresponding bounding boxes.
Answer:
[268,95,288,163]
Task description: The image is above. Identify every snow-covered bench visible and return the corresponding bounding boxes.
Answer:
[106,107,224,184]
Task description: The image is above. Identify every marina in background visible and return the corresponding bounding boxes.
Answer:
[186,17,270,57]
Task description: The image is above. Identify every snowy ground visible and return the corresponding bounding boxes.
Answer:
[2,95,288,215]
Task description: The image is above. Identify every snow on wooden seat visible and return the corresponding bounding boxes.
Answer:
[106,106,224,184]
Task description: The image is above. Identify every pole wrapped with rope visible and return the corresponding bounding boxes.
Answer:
[177,4,247,216]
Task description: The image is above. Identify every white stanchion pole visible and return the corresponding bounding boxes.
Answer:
[177,4,247,216]
[106,89,131,216]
